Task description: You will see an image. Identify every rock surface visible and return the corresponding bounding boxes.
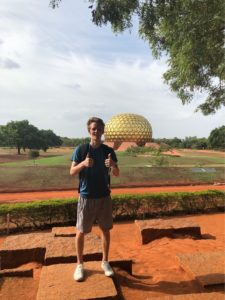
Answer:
[36,262,118,300]
[150,292,225,299]
[45,233,102,265]
[110,259,132,275]
[52,226,76,237]
[135,218,202,244]
[0,232,53,269]
[0,267,33,277]
[0,277,39,300]
[176,251,225,287]
[1,232,52,250]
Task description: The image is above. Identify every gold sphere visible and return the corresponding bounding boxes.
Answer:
[104,113,152,147]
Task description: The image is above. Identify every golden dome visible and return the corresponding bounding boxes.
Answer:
[104,113,152,147]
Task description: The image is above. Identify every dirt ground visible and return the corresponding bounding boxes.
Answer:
[0,213,224,299]
[0,184,224,203]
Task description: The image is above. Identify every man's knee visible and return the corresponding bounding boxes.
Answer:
[101,228,110,238]
[76,230,85,240]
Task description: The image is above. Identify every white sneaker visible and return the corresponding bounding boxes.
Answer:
[74,264,84,281]
[101,261,114,277]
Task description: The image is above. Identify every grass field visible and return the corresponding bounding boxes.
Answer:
[0,147,224,192]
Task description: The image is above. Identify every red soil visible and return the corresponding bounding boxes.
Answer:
[0,185,224,203]
[0,213,224,299]
[107,213,225,299]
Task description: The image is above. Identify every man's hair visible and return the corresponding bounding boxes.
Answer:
[87,117,105,130]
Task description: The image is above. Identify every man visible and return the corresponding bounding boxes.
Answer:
[70,117,119,282]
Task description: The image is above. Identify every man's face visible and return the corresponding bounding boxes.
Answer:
[89,122,104,141]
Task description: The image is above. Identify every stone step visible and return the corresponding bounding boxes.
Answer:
[0,232,52,269]
[0,267,33,277]
[150,292,224,299]
[36,262,118,300]
[176,251,225,287]
[45,233,102,265]
[52,226,76,237]
[135,218,202,244]
[0,231,102,269]
[109,259,132,275]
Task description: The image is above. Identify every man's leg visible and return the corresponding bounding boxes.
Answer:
[74,230,85,281]
[101,229,110,261]
[76,231,85,264]
[100,229,114,277]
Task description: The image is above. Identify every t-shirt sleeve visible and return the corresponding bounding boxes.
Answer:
[111,149,118,163]
[71,146,81,163]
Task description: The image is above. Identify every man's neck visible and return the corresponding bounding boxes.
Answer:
[90,139,102,149]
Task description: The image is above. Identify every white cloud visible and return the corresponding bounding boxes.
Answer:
[0,0,224,139]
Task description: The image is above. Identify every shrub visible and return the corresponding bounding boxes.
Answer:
[0,190,224,234]
[28,150,40,159]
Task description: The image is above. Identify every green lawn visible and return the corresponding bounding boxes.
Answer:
[0,147,224,192]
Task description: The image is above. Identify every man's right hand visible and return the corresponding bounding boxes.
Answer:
[83,152,93,168]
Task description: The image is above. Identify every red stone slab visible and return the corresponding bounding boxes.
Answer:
[177,251,225,287]
[0,277,39,299]
[109,259,132,275]
[0,267,33,277]
[52,226,76,237]
[135,218,201,244]
[0,232,53,269]
[36,262,118,300]
[45,233,102,265]
[150,292,225,299]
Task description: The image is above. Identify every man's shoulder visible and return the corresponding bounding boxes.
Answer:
[72,143,89,159]
[78,143,90,155]
[101,143,114,152]
[101,143,111,149]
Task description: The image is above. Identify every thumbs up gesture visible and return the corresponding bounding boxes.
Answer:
[84,152,93,168]
[105,153,115,168]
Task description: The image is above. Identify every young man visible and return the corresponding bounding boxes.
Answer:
[70,117,119,282]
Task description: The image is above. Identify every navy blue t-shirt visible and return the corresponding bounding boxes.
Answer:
[71,144,117,198]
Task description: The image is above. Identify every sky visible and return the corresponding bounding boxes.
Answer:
[0,0,224,139]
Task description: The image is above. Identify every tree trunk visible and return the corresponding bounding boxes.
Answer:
[17,147,21,155]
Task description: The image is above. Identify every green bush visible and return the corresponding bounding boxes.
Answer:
[28,150,40,159]
[0,190,224,234]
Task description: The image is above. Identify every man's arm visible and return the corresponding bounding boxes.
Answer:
[70,161,84,176]
[105,153,119,177]
[111,163,119,177]
[70,153,93,176]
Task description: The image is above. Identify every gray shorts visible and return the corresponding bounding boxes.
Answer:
[76,195,113,233]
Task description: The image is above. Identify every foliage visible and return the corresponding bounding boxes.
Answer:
[0,190,224,233]
[208,125,225,150]
[126,146,155,155]
[150,151,169,166]
[153,136,209,149]
[125,145,170,155]
[125,145,170,166]
[50,0,225,114]
[61,137,90,147]
[0,120,62,154]
[39,129,62,151]
[28,150,40,160]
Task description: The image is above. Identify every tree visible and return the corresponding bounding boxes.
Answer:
[1,120,63,154]
[51,0,225,114]
[208,125,225,149]
[0,125,18,147]
[39,129,62,152]
[61,137,90,147]
[2,120,41,154]
[195,138,208,150]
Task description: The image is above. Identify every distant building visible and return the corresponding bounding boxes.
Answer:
[104,113,152,150]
